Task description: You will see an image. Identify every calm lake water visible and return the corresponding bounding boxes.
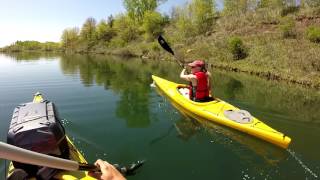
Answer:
[0,53,319,179]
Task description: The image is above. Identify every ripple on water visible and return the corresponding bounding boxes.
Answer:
[287,149,318,179]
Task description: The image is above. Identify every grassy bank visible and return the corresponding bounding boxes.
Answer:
[2,1,320,89]
[132,9,320,89]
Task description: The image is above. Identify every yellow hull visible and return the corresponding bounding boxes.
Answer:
[55,136,96,180]
[152,75,291,149]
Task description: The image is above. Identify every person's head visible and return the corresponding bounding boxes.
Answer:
[188,60,205,73]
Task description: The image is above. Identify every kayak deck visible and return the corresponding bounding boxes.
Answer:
[152,75,291,149]
[54,136,95,180]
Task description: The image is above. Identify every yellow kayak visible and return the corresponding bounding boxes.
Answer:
[7,93,96,180]
[152,75,291,149]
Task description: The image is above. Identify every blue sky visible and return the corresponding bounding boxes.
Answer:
[0,0,222,47]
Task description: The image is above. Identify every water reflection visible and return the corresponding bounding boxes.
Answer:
[174,118,199,141]
[153,85,287,165]
[168,99,288,165]
[3,52,319,126]
[1,52,320,179]
[149,125,175,145]
[3,52,60,61]
[116,89,151,128]
[59,54,180,128]
[211,69,320,125]
[58,53,320,140]
[3,52,320,127]
[224,78,244,100]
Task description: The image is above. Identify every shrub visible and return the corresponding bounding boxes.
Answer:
[115,48,135,57]
[254,8,281,25]
[312,7,320,16]
[279,17,296,39]
[151,42,160,51]
[109,37,126,48]
[174,6,197,38]
[281,6,300,16]
[96,20,116,42]
[191,0,215,34]
[228,37,247,60]
[306,26,320,43]
[142,11,164,41]
[113,15,139,43]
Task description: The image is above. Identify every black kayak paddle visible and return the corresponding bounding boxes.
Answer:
[158,35,184,68]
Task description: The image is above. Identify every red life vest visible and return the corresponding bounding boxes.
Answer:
[189,72,209,100]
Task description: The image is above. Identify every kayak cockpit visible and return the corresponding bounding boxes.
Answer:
[177,85,216,104]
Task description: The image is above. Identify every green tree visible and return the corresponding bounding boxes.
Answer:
[123,0,166,22]
[190,0,216,34]
[15,41,42,50]
[174,6,197,38]
[173,0,216,36]
[223,0,259,15]
[142,11,164,40]
[80,17,97,49]
[1,41,60,52]
[61,27,79,51]
[96,20,116,42]
[107,15,115,27]
[113,14,139,43]
[42,42,61,51]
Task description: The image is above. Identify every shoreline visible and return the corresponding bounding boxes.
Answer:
[208,63,320,89]
[1,51,319,90]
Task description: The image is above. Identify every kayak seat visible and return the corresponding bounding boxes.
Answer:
[178,87,215,102]
[178,87,190,99]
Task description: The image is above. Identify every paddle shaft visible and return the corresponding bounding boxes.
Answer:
[158,35,184,68]
[0,141,98,172]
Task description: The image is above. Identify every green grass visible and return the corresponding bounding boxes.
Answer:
[158,9,320,89]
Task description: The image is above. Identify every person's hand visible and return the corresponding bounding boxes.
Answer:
[183,64,188,69]
[88,159,126,180]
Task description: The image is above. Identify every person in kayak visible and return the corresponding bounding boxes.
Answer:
[180,60,212,102]
[89,159,126,180]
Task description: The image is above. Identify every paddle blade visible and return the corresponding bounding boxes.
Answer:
[114,160,146,176]
[158,35,174,55]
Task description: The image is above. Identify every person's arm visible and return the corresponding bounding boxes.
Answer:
[180,68,190,81]
[88,159,126,180]
[206,71,212,97]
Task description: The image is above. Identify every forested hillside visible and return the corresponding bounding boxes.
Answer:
[1,0,320,88]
